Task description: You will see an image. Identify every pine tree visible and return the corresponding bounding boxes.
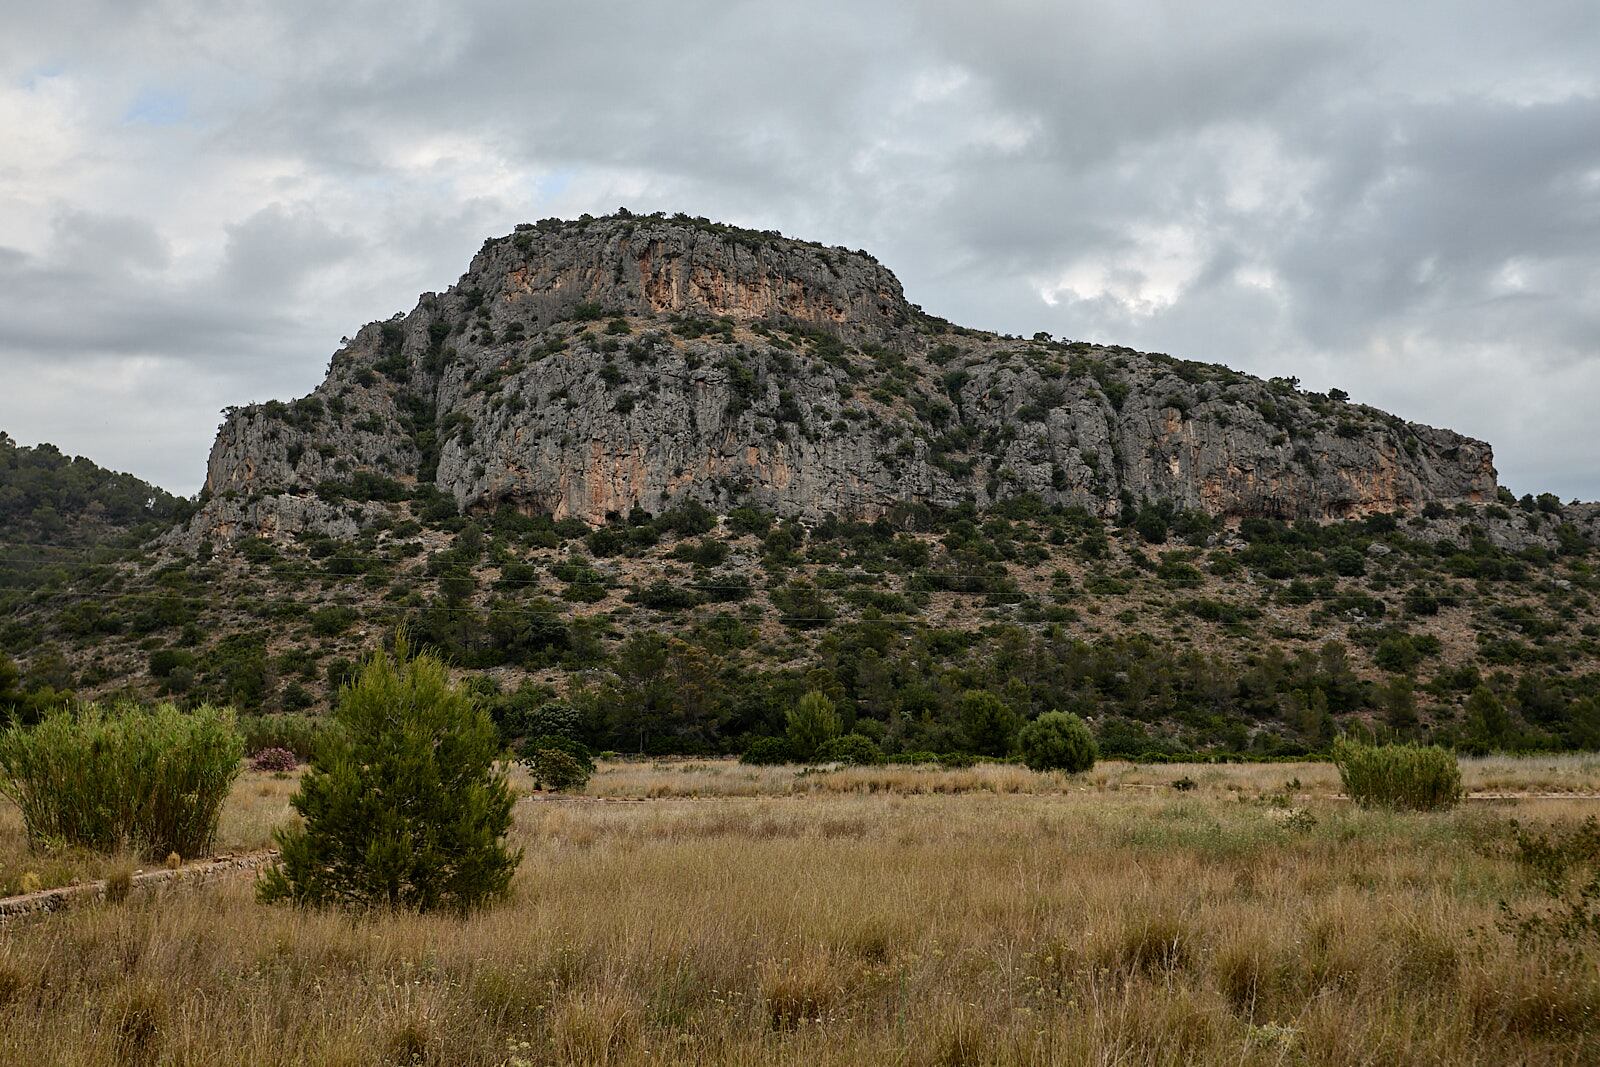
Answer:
[258,637,520,912]
[1465,685,1513,753]
[958,689,1021,758]
[786,690,841,760]
[1380,675,1419,736]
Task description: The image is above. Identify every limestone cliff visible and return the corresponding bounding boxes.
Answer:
[175,212,1498,545]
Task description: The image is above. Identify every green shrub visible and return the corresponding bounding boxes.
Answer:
[1331,736,1462,811]
[308,605,359,637]
[786,691,842,760]
[1018,711,1097,773]
[814,733,883,765]
[258,638,520,912]
[0,703,243,858]
[741,736,791,765]
[523,746,591,791]
[516,733,595,777]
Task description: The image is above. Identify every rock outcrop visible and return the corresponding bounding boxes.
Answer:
[173,212,1498,546]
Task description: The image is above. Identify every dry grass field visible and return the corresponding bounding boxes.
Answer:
[1,758,1598,1065]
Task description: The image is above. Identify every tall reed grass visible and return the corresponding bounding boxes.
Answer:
[0,702,243,858]
[238,712,322,758]
[1332,736,1463,811]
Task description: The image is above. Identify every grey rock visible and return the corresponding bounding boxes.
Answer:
[166,213,1505,547]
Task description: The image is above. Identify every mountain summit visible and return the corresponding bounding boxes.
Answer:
[179,212,1496,545]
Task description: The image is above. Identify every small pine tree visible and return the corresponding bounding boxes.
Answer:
[958,689,1021,758]
[1018,711,1097,773]
[786,690,841,761]
[258,637,520,913]
[1380,675,1419,735]
[1465,685,1512,753]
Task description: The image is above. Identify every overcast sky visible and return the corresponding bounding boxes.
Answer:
[4,2,1599,499]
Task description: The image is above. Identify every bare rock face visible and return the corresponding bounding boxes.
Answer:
[172,212,1499,547]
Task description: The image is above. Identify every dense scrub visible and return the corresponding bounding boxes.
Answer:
[0,702,242,858]
[1332,736,1464,811]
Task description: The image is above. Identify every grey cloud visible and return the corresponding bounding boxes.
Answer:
[5,1,1600,498]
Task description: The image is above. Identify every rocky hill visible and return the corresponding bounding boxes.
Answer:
[174,212,1495,549]
[8,213,1600,759]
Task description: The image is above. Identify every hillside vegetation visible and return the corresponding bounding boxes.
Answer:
[4,471,1599,758]
[2,214,1597,758]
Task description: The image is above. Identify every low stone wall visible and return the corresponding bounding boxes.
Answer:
[0,850,278,922]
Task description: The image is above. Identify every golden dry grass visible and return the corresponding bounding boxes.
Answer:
[576,754,1600,801]
[0,768,296,895]
[0,759,1598,1063]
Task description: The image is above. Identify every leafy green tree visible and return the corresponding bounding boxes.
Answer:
[259,637,519,913]
[521,745,591,792]
[1567,697,1600,751]
[1018,711,1097,773]
[786,690,842,760]
[1380,675,1419,735]
[1465,685,1513,753]
[958,689,1020,758]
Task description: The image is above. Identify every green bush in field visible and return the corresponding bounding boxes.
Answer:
[0,702,243,858]
[523,746,591,792]
[516,733,595,790]
[1332,736,1462,811]
[741,736,792,765]
[814,732,883,765]
[786,690,841,761]
[1019,711,1097,773]
[259,638,520,913]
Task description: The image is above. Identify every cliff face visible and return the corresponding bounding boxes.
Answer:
[178,213,1497,545]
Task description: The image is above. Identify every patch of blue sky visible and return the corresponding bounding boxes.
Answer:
[123,88,188,126]
[537,168,575,200]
